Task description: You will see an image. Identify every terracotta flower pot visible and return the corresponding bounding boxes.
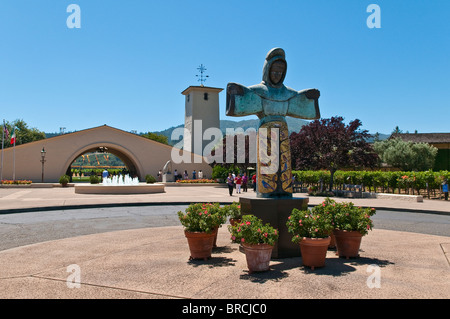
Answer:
[333,229,363,259]
[299,237,331,270]
[184,230,216,261]
[212,227,219,248]
[242,243,273,274]
[328,231,336,249]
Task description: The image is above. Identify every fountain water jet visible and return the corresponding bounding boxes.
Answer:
[75,174,164,194]
[102,174,140,186]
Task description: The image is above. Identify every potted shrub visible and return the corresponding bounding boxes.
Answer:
[207,202,227,248]
[59,175,70,187]
[145,174,156,184]
[221,202,242,226]
[287,209,333,270]
[310,197,339,248]
[228,215,279,274]
[178,203,226,260]
[330,201,376,259]
[90,174,100,184]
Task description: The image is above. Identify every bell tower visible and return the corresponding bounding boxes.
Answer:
[181,65,222,155]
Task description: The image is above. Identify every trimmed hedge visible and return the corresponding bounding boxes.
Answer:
[293,170,450,197]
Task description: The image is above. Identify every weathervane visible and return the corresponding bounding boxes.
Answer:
[196,64,209,86]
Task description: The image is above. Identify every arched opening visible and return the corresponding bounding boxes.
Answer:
[64,146,140,182]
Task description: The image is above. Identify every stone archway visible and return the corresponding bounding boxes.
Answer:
[61,143,143,182]
[0,125,213,183]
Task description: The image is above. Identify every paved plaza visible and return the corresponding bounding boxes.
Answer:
[0,184,449,300]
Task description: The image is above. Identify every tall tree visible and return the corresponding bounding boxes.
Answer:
[141,132,169,145]
[392,126,403,134]
[3,119,46,148]
[373,138,438,171]
[290,116,378,191]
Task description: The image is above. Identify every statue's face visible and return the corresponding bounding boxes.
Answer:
[269,60,286,85]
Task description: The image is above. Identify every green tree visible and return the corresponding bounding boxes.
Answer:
[3,119,46,148]
[290,116,378,191]
[141,132,169,145]
[392,126,403,134]
[374,138,438,171]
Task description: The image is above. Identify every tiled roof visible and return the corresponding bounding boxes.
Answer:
[390,133,450,144]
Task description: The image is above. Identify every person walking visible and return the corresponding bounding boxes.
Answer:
[192,170,196,180]
[242,172,248,192]
[235,174,242,194]
[252,173,257,192]
[227,173,234,196]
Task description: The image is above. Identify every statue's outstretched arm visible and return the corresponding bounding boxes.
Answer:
[226,83,262,117]
[287,89,320,120]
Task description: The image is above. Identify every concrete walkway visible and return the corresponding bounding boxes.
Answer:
[1,183,449,214]
[0,184,449,299]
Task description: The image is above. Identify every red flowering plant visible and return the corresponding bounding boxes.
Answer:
[177,202,226,233]
[397,174,415,189]
[228,215,278,246]
[287,208,334,243]
[176,179,218,184]
[320,198,376,236]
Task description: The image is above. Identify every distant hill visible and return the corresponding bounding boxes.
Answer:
[366,133,390,143]
[43,120,389,146]
[152,118,310,146]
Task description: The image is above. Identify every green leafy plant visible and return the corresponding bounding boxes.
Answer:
[287,208,333,243]
[89,174,100,184]
[178,203,226,233]
[59,175,70,185]
[323,198,376,235]
[228,215,278,246]
[145,174,156,184]
[221,202,241,219]
[293,169,450,196]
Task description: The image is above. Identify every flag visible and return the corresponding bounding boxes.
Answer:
[3,124,8,140]
[10,127,16,145]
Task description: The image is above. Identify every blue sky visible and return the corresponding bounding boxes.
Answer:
[0,0,449,135]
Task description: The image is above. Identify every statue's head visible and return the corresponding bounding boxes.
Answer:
[262,48,287,88]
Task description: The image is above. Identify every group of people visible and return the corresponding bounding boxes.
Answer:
[176,169,203,180]
[157,169,204,182]
[226,172,256,196]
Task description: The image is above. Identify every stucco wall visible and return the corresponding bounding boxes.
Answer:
[0,125,213,182]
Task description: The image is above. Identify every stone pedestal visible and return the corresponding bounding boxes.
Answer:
[239,196,309,258]
[162,173,175,183]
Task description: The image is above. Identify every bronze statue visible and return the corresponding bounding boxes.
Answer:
[226,48,320,198]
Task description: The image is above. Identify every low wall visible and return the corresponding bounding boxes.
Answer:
[74,183,165,194]
[376,193,424,202]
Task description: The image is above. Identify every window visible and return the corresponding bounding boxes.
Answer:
[204,93,208,100]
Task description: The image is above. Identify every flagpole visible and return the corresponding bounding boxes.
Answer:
[12,126,15,181]
[1,120,4,182]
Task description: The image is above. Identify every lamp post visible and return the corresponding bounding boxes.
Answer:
[40,147,46,183]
